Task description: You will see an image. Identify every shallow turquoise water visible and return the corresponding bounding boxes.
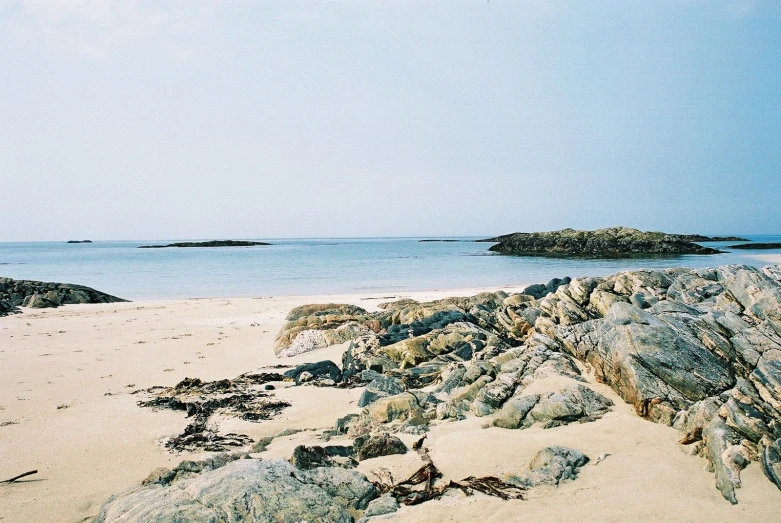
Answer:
[0,236,779,300]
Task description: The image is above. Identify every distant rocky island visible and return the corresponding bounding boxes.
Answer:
[675,234,748,242]
[66,240,92,244]
[418,239,462,242]
[138,240,272,249]
[728,243,781,250]
[482,227,723,257]
[0,277,127,316]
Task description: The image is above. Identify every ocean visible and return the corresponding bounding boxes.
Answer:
[0,236,779,300]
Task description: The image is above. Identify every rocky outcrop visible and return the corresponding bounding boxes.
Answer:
[138,240,271,248]
[98,262,781,514]
[274,292,509,358]
[0,277,127,317]
[484,227,722,257]
[278,263,781,504]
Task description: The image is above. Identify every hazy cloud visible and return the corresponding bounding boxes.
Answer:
[1,0,214,58]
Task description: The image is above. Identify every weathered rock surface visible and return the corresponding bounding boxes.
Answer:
[0,277,127,316]
[290,444,356,470]
[493,384,613,429]
[94,459,370,523]
[283,360,343,385]
[359,494,400,521]
[505,446,590,487]
[484,227,722,257]
[355,432,408,461]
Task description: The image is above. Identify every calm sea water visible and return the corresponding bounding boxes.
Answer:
[0,236,779,300]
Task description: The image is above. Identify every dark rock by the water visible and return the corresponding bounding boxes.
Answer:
[138,240,271,248]
[0,277,127,317]
[66,240,93,243]
[675,234,749,242]
[728,243,781,250]
[418,239,462,242]
[483,227,722,257]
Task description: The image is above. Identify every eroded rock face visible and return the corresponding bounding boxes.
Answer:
[94,459,367,523]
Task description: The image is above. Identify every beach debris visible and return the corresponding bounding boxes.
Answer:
[1,470,38,484]
[371,449,527,505]
[595,453,611,465]
[137,373,290,452]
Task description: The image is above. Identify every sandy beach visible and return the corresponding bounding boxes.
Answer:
[748,254,781,265]
[2,284,780,523]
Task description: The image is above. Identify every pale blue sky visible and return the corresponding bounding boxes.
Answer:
[1,1,779,241]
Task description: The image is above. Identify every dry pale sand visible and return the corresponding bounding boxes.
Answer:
[747,254,781,265]
[1,285,780,523]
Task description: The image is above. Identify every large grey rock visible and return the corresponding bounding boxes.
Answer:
[94,459,363,522]
[358,375,405,407]
[359,494,400,520]
[505,446,589,487]
[304,466,377,510]
[559,302,735,424]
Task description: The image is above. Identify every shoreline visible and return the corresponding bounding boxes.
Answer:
[0,285,528,523]
[2,280,781,522]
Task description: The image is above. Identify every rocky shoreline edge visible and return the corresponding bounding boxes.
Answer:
[89,261,781,521]
[0,278,127,316]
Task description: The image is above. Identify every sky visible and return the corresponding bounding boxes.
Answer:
[1,0,779,241]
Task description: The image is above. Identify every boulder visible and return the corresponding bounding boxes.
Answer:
[505,446,589,487]
[94,459,363,523]
[355,432,408,461]
[358,376,405,408]
[283,360,342,385]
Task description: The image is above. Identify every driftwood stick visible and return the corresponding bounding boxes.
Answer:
[1,470,38,483]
